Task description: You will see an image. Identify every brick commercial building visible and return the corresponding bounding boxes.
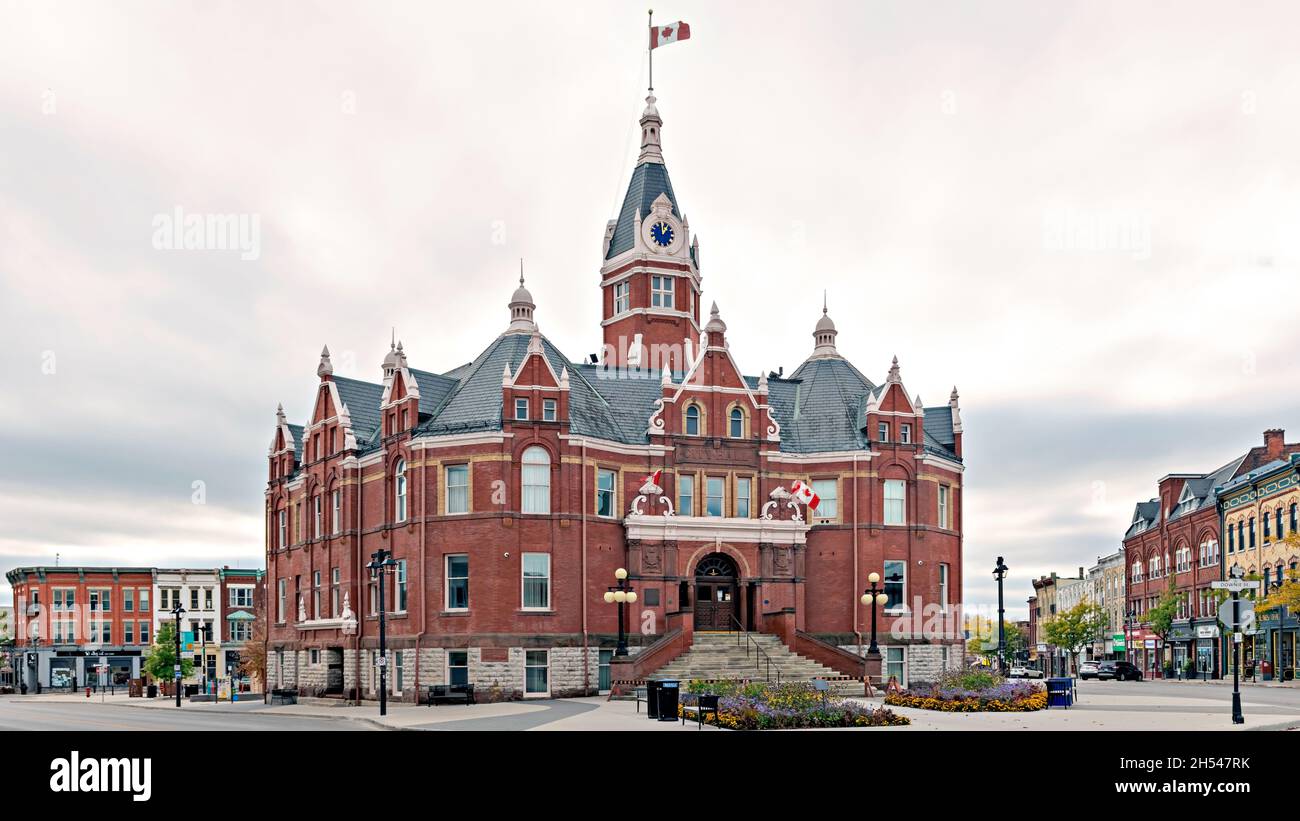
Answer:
[1124,428,1300,679]
[6,566,155,691]
[264,86,966,701]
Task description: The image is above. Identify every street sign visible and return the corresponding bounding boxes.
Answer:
[1218,599,1256,629]
[1211,578,1260,593]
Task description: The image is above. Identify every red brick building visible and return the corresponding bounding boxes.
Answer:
[6,566,155,690]
[264,90,966,700]
[1124,429,1300,678]
[219,567,264,684]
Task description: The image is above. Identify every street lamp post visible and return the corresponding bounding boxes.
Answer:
[993,557,1009,676]
[170,603,186,707]
[860,572,889,692]
[603,569,637,657]
[199,621,208,696]
[367,548,398,717]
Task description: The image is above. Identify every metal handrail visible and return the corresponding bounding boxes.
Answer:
[728,615,780,684]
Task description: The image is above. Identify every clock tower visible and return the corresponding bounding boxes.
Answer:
[598,94,702,371]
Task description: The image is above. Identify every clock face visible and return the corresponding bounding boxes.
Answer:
[649,220,675,247]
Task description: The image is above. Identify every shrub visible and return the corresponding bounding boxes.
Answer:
[884,668,1046,712]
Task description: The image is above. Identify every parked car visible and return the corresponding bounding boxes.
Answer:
[1079,660,1102,680]
[1008,665,1044,679]
[1098,661,1143,681]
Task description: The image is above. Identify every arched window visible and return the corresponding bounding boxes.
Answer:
[522,446,551,514]
[394,459,408,523]
[685,404,701,436]
[729,407,744,439]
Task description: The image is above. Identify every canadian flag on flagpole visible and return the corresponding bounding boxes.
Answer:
[789,480,821,511]
[645,469,663,486]
[650,21,691,49]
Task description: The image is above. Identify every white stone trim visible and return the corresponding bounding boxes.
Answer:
[623,513,809,544]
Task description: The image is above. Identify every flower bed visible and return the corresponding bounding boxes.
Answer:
[884,669,1046,712]
[679,680,910,729]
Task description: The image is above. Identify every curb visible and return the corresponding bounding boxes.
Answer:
[14,696,402,730]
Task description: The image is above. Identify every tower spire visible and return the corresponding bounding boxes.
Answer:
[507,262,537,334]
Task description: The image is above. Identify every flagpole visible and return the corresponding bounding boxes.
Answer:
[648,8,653,93]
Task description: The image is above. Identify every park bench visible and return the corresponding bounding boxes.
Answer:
[426,683,475,705]
[680,693,720,729]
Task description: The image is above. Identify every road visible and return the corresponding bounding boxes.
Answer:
[0,697,372,731]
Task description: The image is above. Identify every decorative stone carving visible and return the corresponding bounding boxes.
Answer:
[761,486,804,522]
[630,476,675,516]
[643,543,662,571]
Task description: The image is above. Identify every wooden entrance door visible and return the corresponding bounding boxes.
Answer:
[694,553,739,630]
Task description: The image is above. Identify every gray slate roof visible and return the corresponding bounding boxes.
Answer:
[286,338,962,467]
[606,161,681,259]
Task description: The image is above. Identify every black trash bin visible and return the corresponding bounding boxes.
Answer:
[645,680,661,720]
[657,679,680,721]
[147,684,158,698]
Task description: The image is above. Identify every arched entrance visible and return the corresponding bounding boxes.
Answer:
[694,553,739,630]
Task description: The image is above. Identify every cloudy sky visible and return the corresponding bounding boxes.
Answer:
[2,1,1298,616]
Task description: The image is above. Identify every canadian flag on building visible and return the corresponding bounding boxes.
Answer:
[789,480,820,511]
[650,21,691,49]
[645,468,663,486]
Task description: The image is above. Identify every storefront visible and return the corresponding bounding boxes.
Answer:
[1193,623,1219,678]
[1259,609,1298,681]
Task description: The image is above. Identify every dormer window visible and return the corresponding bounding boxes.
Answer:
[729,407,744,438]
[878,422,889,442]
[651,275,675,309]
[900,424,912,444]
[515,398,529,421]
[685,404,701,436]
[543,399,557,422]
[614,281,630,314]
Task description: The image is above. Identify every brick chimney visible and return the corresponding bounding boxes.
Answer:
[1265,428,1286,460]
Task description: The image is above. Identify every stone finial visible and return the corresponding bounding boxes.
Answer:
[502,362,512,387]
[887,356,901,384]
[661,364,672,386]
[915,394,924,409]
[317,345,334,378]
[758,370,769,393]
[638,94,664,165]
[527,329,544,356]
[950,386,960,406]
[704,301,727,335]
[560,366,569,390]
[276,402,285,423]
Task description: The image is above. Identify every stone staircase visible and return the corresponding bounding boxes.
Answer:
[647,632,861,693]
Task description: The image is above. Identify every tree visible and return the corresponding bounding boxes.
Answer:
[238,603,268,695]
[142,622,193,684]
[1145,583,1181,674]
[1256,533,1300,615]
[967,621,1027,666]
[1044,599,1108,673]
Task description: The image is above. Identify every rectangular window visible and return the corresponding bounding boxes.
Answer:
[313,495,322,539]
[446,555,469,610]
[139,589,149,613]
[396,559,408,612]
[884,479,906,525]
[900,423,912,444]
[124,621,134,645]
[190,588,200,611]
[525,649,549,695]
[231,621,250,642]
[884,559,906,612]
[515,398,529,421]
[812,478,838,519]
[596,469,616,518]
[706,477,725,517]
[939,563,950,610]
[277,579,287,623]
[614,281,630,314]
[735,477,751,518]
[331,489,341,535]
[448,650,469,687]
[331,568,341,617]
[278,510,287,549]
[938,485,950,529]
[205,588,212,610]
[543,399,557,422]
[651,275,675,309]
[123,588,134,612]
[878,422,889,442]
[886,646,906,687]
[400,408,408,431]
[678,474,694,516]
[522,553,551,610]
[230,587,253,608]
[446,465,469,514]
[312,571,322,619]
